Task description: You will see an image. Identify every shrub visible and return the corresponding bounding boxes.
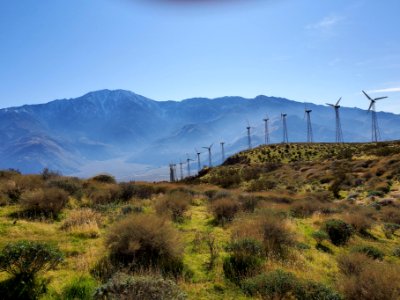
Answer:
[231,212,295,259]
[118,183,163,200]
[351,245,384,260]
[381,207,400,225]
[91,174,116,184]
[343,211,372,234]
[383,223,400,238]
[291,200,331,218]
[47,177,83,198]
[223,238,264,284]
[323,219,354,246]
[61,276,97,300]
[106,215,183,276]
[20,187,69,219]
[61,208,102,238]
[312,230,329,246]
[0,240,63,300]
[155,191,191,222]
[296,281,342,300]
[0,240,63,279]
[238,194,261,213]
[242,269,298,299]
[41,168,61,180]
[261,215,295,258]
[210,198,240,225]
[94,273,186,300]
[87,184,120,205]
[337,253,370,276]
[338,261,400,300]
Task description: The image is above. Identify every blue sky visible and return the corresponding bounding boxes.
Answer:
[1,0,399,112]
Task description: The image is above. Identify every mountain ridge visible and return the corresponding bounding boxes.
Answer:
[1,89,399,180]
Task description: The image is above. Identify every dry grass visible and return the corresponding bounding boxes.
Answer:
[61,208,102,238]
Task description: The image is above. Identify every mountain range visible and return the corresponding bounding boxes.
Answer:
[1,89,399,181]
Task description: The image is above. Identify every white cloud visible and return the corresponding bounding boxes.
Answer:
[306,15,343,30]
[368,87,400,94]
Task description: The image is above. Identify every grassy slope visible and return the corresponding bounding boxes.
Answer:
[1,141,400,298]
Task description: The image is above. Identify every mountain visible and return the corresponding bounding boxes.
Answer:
[1,89,400,180]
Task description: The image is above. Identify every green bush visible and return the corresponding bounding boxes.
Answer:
[91,174,116,184]
[242,269,298,299]
[323,219,354,246]
[223,239,265,284]
[106,215,183,276]
[0,240,63,300]
[94,273,186,300]
[352,245,384,260]
[297,281,342,300]
[312,230,329,245]
[242,270,341,300]
[61,276,97,300]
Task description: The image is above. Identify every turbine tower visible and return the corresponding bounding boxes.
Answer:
[246,120,255,149]
[169,163,176,182]
[362,90,388,142]
[202,144,213,167]
[304,107,313,143]
[220,142,225,163]
[326,98,343,143]
[263,116,270,145]
[186,155,194,177]
[195,148,201,172]
[179,160,184,180]
[281,113,289,143]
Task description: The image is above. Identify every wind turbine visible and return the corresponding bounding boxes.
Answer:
[246,120,255,149]
[326,98,343,143]
[186,154,194,177]
[179,160,184,180]
[202,144,213,167]
[263,115,270,145]
[195,148,202,172]
[220,142,225,163]
[362,90,388,142]
[304,106,313,143]
[281,113,289,143]
[169,163,176,182]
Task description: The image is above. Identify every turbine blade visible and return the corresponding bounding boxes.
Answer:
[336,97,342,106]
[368,102,373,111]
[362,90,373,101]
[326,103,334,107]
[374,96,388,101]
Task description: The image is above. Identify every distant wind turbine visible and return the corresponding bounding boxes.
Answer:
[326,98,343,143]
[362,90,388,142]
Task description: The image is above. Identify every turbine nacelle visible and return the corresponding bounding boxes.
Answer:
[362,90,388,112]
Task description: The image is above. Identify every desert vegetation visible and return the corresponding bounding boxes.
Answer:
[1,141,400,299]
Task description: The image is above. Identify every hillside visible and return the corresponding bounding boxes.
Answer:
[1,89,400,179]
[1,142,400,299]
